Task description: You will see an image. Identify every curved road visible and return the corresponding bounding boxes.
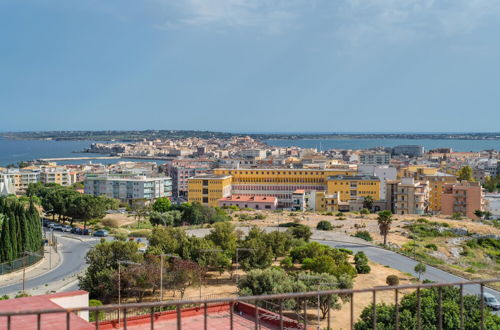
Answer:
[0,233,99,296]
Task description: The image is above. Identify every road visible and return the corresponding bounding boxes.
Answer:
[0,232,99,296]
[316,239,500,308]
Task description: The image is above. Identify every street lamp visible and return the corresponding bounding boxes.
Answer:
[21,250,42,294]
[159,254,179,301]
[235,248,255,283]
[117,260,140,327]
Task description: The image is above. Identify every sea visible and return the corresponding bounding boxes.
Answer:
[0,137,498,167]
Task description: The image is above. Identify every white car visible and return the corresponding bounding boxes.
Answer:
[482,293,500,311]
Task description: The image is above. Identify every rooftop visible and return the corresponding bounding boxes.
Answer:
[327,175,379,181]
[189,174,232,180]
[219,195,277,203]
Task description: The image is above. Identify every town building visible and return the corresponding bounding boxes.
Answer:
[485,193,500,219]
[326,175,381,202]
[84,174,172,203]
[393,145,425,157]
[386,178,430,215]
[218,195,277,210]
[358,165,397,199]
[213,168,357,208]
[187,174,232,207]
[359,152,391,165]
[441,181,484,219]
[0,168,39,194]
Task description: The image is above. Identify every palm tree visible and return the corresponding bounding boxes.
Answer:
[377,210,394,245]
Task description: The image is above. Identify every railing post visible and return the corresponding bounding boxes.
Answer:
[303,300,308,329]
[230,302,234,330]
[176,304,182,330]
[279,299,284,330]
[255,300,259,330]
[204,302,208,330]
[437,287,442,330]
[37,313,41,330]
[150,307,154,330]
[95,310,99,330]
[416,287,421,330]
[327,295,331,330]
[350,293,354,330]
[123,308,127,329]
[372,290,377,330]
[460,284,464,330]
[66,311,70,330]
[395,289,399,330]
[480,284,484,330]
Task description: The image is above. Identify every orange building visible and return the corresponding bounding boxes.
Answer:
[441,181,484,219]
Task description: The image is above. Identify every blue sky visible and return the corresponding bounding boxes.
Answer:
[1,0,500,133]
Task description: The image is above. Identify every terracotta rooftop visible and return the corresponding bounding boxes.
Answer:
[219,195,277,203]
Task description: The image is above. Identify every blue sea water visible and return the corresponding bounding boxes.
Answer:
[263,138,499,152]
[0,137,498,167]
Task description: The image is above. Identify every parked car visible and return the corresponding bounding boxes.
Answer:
[93,229,109,237]
[70,227,83,235]
[42,219,51,227]
[48,223,56,229]
[62,225,72,232]
[52,225,63,232]
[482,293,500,311]
[82,229,92,236]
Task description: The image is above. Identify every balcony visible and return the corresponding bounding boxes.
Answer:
[0,279,497,330]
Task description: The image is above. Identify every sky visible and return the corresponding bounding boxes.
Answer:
[1,0,500,133]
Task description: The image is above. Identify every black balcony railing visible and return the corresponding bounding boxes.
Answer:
[0,278,499,330]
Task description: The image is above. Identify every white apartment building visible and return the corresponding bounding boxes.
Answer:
[0,169,39,194]
[358,165,397,199]
[84,174,172,202]
[359,152,391,165]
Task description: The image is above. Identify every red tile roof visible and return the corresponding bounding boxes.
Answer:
[219,195,277,203]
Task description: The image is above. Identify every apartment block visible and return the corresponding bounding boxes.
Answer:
[386,178,430,215]
[393,145,424,157]
[441,181,484,219]
[326,175,380,202]
[359,152,391,165]
[84,174,172,203]
[0,168,39,194]
[213,168,356,208]
[219,195,277,210]
[187,174,232,207]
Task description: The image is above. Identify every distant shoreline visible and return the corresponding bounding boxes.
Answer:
[1,131,499,142]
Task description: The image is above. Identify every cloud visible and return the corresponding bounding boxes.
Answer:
[153,0,500,41]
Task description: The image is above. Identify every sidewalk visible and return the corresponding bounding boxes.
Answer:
[0,244,62,294]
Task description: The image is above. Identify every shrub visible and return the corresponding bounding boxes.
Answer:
[354,251,371,274]
[360,208,370,215]
[338,248,353,255]
[451,213,463,220]
[353,230,373,242]
[89,299,104,321]
[425,243,438,251]
[128,229,151,238]
[386,275,400,286]
[100,217,120,228]
[278,222,299,228]
[280,256,294,269]
[317,220,333,231]
[336,212,344,217]
[325,212,334,216]
[356,263,371,274]
[416,218,429,223]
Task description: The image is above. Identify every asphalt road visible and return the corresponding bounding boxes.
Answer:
[0,232,99,296]
[317,239,500,301]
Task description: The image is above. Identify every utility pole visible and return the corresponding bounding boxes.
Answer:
[159,254,179,301]
[21,251,42,294]
[235,248,254,283]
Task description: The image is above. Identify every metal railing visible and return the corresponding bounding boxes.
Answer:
[0,278,499,329]
[0,246,44,276]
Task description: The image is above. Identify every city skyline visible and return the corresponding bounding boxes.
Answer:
[2,1,500,132]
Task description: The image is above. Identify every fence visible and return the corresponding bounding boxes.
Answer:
[0,245,45,276]
[0,278,499,330]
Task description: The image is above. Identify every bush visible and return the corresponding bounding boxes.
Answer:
[278,222,300,228]
[325,212,334,216]
[360,208,370,215]
[101,217,120,228]
[386,275,400,286]
[288,225,312,241]
[336,212,344,217]
[338,248,353,255]
[356,263,371,274]
[128,229,151,238]
[425,243,438,251]
[89,299,104,321]
[317,220,333,231]
[354,251,371,274]
[451,213,463,220]
[353,231,373,242]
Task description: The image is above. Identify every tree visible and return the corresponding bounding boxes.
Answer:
[386,275,400,286]
[414,262,426,281]
[166,259,205,298]
[362,196,374,211]
[354,251,371,274]
[377,210,394,245]
[354,286,500,330]
[78,240,143,302]
[149,210,182,227]
[457,166,474,182]
[264,231,293,260]
[152,197,171,213]
[206,222,237,255]
[474,210,484,219]
[238,227,274,270]
[288,224,312,241]
[317,220,333,231]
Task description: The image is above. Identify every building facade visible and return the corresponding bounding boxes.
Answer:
[359,152,391,165]
[386,178,430,215]
[84,174,172,203]
[213,168,357,208]
[326,175,381,202]
[187,174,232,207]
[441,181,484,219]
[218,195,277,210]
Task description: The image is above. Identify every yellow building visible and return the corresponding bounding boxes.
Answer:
[187,174,232,207]
[398,166,438,179]
[213,168,357,208]
[326,175,380,202]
